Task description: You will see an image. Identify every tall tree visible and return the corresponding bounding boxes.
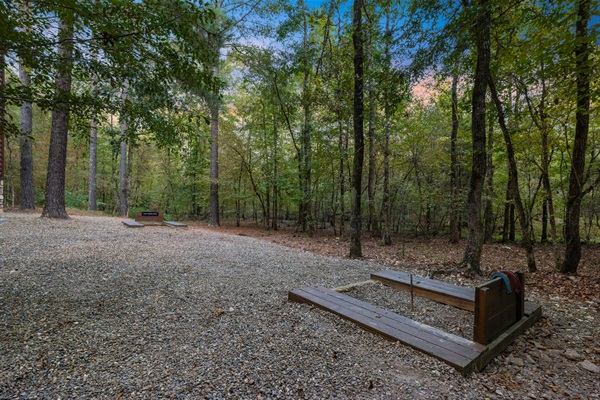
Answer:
[366,16,377,236]
[19,62,34,209]
[448,65,460,243]
[0,50,4,214]
[88,33,100,212]
[381,9,393,246]
[119,84,129,216]
[488,73,537,272]
[19,0,34,209]
[298,0,313,232]
[460,0,490,274]
[207,25,221,226]
[350,0,364,258]
[560,0,592,274]
[42,12,75,219]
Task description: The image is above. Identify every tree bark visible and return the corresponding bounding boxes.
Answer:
[350,0,364,258]
[42,15,74,219]
[560,0,591,274]
[483,114,494,242]
[119,84,128,217]
[208,30,220,226]
[338,117,346,236]
[381,10,392,246]
[366,26,378,237]
[19,2,35,210]
[449,67,460,243]
[488,73,537,272]
[0,51,5,213]
[461,0,490,274]
[19,90,35,209]
[272,111,278,230]
[88,46,98,211]
[299,0,312,233]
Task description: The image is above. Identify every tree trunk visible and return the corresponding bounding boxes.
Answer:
[366,26,378,237]
[19,4,35,210]
[489,73,537,272]
[272,111,278,230]
[0,51,5,213]
[449,67,460,243]
[19,74,35,209]
[42,15,74,219]
[541,200,548,242]
[88,46,98,212]
[298,0,312,233]
[350,0,364,258]
[560,0,591,274]
[381,12,392,246]
[119,84,128,217]
[501,181,511,243]
[208,30,220,226]
[338,117,346,236]
[461,0,490,274]
[89,117,98,211]
[483,114,494,242]
[509,203,515,241]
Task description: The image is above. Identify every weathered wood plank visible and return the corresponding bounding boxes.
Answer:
[474,277,519,344]
[472,303,543,373]
[371,270,476,311]
[122,220,144,228]
[372,270,540,320]
[289,285,485,373]
[163,221,187,228]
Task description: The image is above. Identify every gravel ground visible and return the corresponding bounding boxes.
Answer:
[1,212,598,399]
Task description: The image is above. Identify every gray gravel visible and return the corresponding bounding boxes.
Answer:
[1,212,598,399]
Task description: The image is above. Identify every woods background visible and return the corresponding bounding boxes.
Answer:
[0,0,598,274]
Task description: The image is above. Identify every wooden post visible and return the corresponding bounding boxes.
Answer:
[474,286,489,344]
[410,274,414,311]
[516,270,525,320]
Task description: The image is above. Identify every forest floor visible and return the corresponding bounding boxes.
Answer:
[198,219,600,306]
[1,212,599,399]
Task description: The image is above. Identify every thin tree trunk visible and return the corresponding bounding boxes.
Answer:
[208,30,220,226]
[509,203,515,241]
[299,0,312,233]
[350,0,364,258]
[483,114,494,242]
[0,51,5,213]
[42,15,74,219]
[449,67,460,243]
[338,117,346,236]
[19,60,35,209]
[489,73,537,272]
[366,25,378,237]
[461,0,490,274]
[501,181,511,243]
[272,111,278,230]
[119,84,128,217]
[560,0,591,274]
[541,200,548,242]
[523,64,558,244]
[88,46,98,211]
[89,117,98,211]
[381,11,392,246]
[19,1,34,210]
